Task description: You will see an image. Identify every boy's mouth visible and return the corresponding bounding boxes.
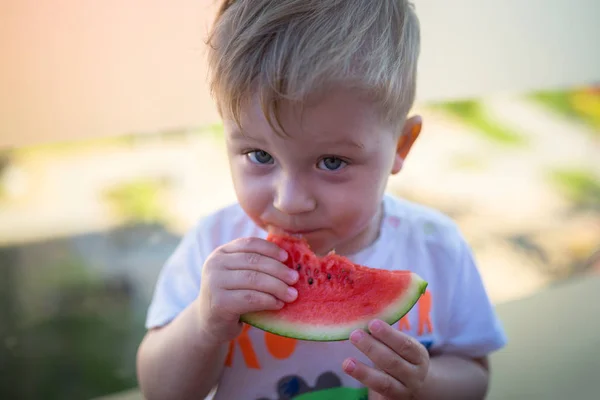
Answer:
[267,225,320,237]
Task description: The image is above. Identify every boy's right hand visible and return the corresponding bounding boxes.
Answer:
[195,237,299,344]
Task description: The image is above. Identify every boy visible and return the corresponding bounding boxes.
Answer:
[136,0,507,399]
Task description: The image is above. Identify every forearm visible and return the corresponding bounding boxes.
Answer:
[417,354,489,400]
[136,300,228,400]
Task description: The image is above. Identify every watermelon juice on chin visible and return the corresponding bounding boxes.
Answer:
[240,233,427,342]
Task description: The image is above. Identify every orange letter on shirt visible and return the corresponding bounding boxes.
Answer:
[398,315,411,331]
[418,290,433,335]
[265,332,297,359]
[224,324,261,369]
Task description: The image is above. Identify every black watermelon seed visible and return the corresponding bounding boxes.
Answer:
[308,278,314,285]
[296,264,301,271]
[327,273,331,280]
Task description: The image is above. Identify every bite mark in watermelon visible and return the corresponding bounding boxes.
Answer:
[240,234,428,341]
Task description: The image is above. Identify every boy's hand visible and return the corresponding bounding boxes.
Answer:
[343,319,429,399]
[196,237,298,343]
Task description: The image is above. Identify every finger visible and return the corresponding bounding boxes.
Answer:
[221,269,298,303]
[368,319,427,366]
[349,329,421,389]
[222,237,289,263]
[343,357,408,399]
[226,252,299,286]
[225,289,285,314]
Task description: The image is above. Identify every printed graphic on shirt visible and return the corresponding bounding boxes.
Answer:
[225,289,435,367]
[294,388,368,400]
[256,371,368,400]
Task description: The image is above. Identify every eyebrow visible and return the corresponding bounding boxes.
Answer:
[339,138,365,149]
[229,130,264,142]
[318,134,365,149]
[229,129,364,149]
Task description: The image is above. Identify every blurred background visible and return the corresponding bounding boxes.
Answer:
[1,0,599,399]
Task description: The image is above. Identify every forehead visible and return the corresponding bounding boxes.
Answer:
[225,87,392,146]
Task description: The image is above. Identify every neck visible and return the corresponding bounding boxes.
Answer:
[329,201,384,257]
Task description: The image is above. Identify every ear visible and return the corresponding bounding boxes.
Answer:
[392,115,422,174]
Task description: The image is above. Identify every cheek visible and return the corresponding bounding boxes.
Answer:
[230,161,273,217]
[324,170,386,230]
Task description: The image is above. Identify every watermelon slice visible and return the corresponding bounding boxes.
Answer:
[240,234,428,341]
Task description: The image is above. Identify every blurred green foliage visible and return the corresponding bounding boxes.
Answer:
[550,168,600,211]
[532,87,600,133]
[450,154,488,171]
[104,179,169,225]
[12,136,134,161]
[429,100,527,146]
[0,250,145,400]
[205,122,225,139]
[0,151,10,201]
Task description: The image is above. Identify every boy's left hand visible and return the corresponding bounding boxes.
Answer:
[343,319,430,399]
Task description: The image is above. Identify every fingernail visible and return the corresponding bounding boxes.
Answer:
[280,250,288,261]
[287,287,298,300]
[343,359,356,373]
[289,270,299,283]
[350,330,365,344]
[369,320,383,333]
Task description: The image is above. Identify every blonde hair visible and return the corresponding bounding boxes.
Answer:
[207,0,420,133]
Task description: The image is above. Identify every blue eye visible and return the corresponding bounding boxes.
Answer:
[247,150,274,164]
[318,157,346,171]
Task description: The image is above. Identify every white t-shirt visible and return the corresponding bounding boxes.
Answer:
[146,194,507,400]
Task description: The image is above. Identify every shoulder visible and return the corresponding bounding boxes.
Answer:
[383,193,465,255]
[384,193,457,229]
[382,194,484,302]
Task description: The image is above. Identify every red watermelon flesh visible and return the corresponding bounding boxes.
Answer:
[240,234,428,341]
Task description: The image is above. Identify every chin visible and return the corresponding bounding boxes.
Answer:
[303,233,339,255]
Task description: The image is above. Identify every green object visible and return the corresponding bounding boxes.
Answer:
[294,387,369,400]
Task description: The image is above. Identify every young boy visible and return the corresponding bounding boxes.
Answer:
[136,0,507,399]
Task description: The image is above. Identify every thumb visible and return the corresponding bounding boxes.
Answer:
[368,388,387,400]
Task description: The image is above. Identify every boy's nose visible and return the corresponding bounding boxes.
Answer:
[273,176,316,215]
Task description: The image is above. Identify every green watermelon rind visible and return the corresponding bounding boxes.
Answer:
[241,273,428,342]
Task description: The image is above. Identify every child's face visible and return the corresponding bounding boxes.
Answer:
[224,87,419,256]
